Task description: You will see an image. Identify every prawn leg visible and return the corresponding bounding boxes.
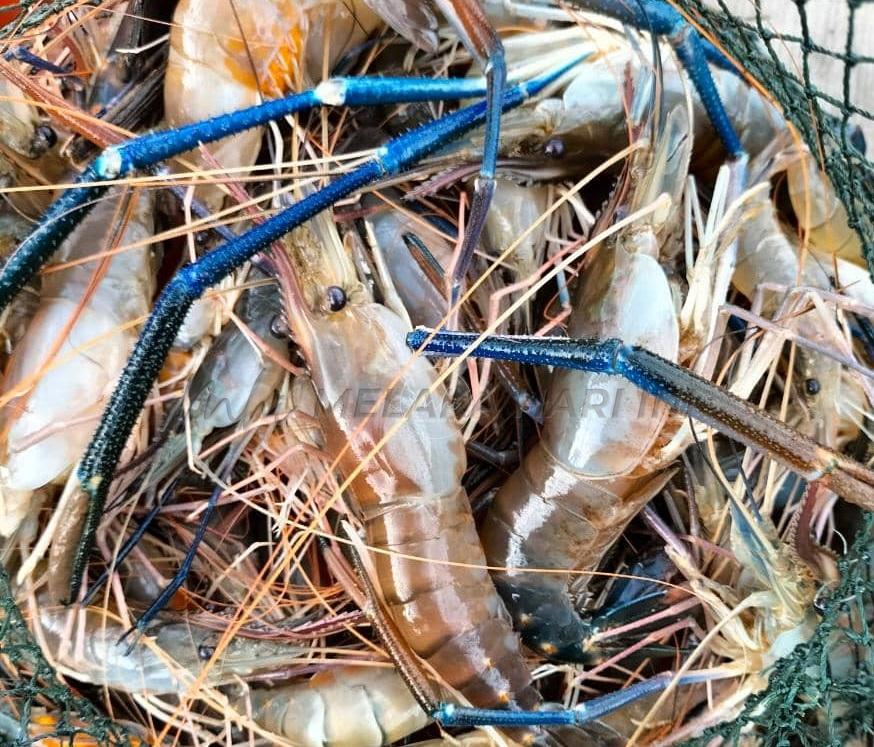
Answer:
[0,65,586,312]
[406,328,874,508]
[117,483,222,650]
[435,0,507,306]
[64,59,582,601]
[119,397,260,641]
[80,480,176,607]
[435,669,729,727]
[570,0,744,160]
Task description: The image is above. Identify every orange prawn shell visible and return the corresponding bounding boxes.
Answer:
[29,712,143,747]
[167,0,307,103]
[164,0,381,210]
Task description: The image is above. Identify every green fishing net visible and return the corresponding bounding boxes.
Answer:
[0,569,137,746]
[670,2,874,736]
[675,0,874,277]
[0,0,872,745]
[681,512,874,746]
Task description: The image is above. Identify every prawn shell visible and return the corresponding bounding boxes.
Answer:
[483,180,550,282]
[165,0,382,210]
[0,190,153,535]
[165,0,306,210]
[481,96,689,657]
[549,243,678,478]
[248,667,429,747]
[36,605,312,696]
[787,154,864,266]
[293,292,538,709]
[365,202,454,329]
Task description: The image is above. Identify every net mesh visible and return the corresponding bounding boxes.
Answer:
[668,5,874,737]
[0,570,136,746]
[681,511,874,746]
[0,0,872,744]
[675,0,874,283]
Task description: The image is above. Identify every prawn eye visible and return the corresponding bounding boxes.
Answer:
[805,378,821,396]
[326,285,347,311]
[544,137,565,159]
[33,124,57,155]
[270,313,289,338]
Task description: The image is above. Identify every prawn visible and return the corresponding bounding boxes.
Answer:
[786,148,865,268]
[147,269,287,482]
[0,188,153,538]
[277,206,541,720]
[361,191,457,330]
[165,0,381,211]
[473,65,731,661]
[0,74,55,161]
[0,68,64,217]
[60,270,288,611]
[734,141,874,446]
[34,599,431,746]
[361,191,545,422]
[245,666,429,747]
[33,602,303,696]
[451,27,778,169]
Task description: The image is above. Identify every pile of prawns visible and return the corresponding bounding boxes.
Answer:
[0,0,871,745]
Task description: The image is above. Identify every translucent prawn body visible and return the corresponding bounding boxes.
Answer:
[497,35,781,169]
[787,150,864,267]
[735,146,874,445]
[165,0,379,209]
[482,101,692,660]
[36,603,338,697]
[0,190,153,536]
[281,211,539,713]
[736,148,874,309]
[364,194,456,329]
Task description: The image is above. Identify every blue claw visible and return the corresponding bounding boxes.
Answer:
[404,328,874,508]
[3,46,68,74]
[699,35,738,73]
[449,43,506,311]
[570,0,745,159]
[0,59,590,314]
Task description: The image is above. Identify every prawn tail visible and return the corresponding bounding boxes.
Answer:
[495,574,600,663]
[493,557,679,667]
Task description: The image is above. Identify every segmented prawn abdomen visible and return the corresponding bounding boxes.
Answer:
[248,667,429,747]
[0,190,152,535]
[481,450,669,659]
[555,245,678,477]
[482,209,679,661]
[308,303,538,709]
